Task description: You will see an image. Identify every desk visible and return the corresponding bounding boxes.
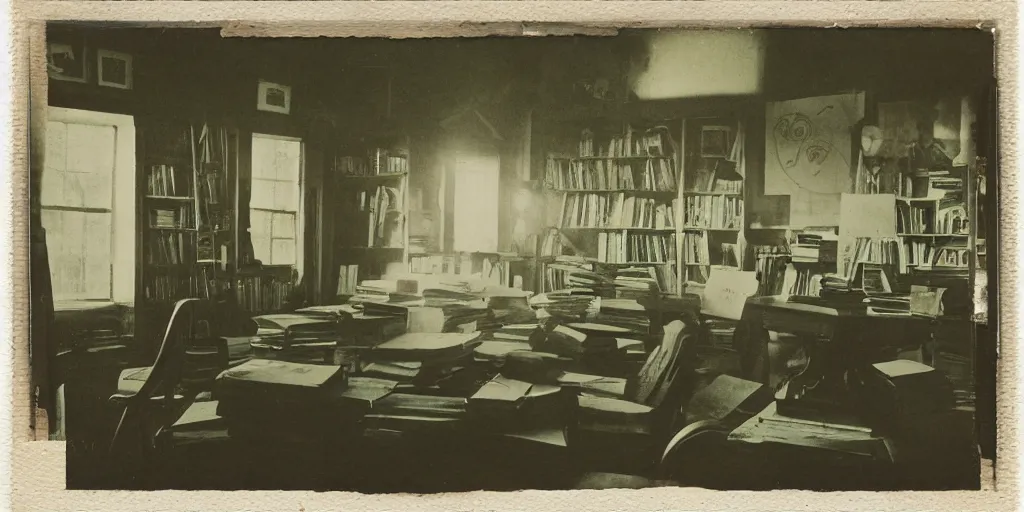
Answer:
[731,297,931,416]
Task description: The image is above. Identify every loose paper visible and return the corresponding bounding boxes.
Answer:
[702,267,758,321]
[838,193,897,276]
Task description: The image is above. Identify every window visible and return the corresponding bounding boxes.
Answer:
[249,134,304,276]
[452,152,500,253]
[41,108,135,302]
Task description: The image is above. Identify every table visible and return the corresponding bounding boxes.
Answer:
[732,296,932,417]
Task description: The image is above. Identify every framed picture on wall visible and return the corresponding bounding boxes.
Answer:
[96,49,133,90]
[47,40,88,83]
[257,80,292,114]
[701,125,732,158]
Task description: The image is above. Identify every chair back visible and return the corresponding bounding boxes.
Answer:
[109,298,224,461]
[134,298,221,403]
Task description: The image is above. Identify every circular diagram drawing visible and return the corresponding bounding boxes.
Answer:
[770,107,851,195]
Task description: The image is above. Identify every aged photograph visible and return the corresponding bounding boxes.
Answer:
[32,24,997,492]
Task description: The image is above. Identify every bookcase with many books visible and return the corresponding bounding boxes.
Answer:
[332,141,410,298]
[678,117,745,287]
[138,120,238,307]
[540,121,682,296]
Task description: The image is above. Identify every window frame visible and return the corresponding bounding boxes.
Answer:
[248,132,305,279]
[42,107,135,304]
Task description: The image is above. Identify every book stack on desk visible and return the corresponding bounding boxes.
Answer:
[592,298,650,336]
[215,359,350,438]
[613,266,665,300]
[362,393,468,438]
[349,280,396,305]
[858,360,956,427]
[468,374,574,432]
[532,323,619,361]
[864,293,912,317]
[250,313,343,364]
[473,324,541,364]
[529,289,597,322]
[361,332,482,390]
[294,303,360,321]
[486,290,538,326]
[574,394,656,451]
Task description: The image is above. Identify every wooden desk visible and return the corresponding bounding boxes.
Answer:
[729,297,932,416]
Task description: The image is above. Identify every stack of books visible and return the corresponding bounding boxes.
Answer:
[249,313,342,363]
[362,393,468,436]
[468,374,572,432]
[150,207,193,229]
[863,293,912,317]
[591,298,650,336]
[613,266,667,299]
[215,359,351,438]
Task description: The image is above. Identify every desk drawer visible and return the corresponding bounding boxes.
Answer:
[762,309,834,338]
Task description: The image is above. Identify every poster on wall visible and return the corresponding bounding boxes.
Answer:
[764,92,865,227]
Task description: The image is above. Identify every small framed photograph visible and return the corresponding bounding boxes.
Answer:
[47,41,88,83]
[701,125,732,158]
[96,49,133,90]
[257,80,292,114]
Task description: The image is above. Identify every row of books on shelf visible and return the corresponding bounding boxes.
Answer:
[900,171,963,198]
[789,268,823,297]
[896,201,968,235]
[559,193,676,229]
[146,164,191,198]
[351,185,404,248]
[753,246,790,296]
[141,271,223,303]
[903,242,971,269]
[688,167,743,194]
[237,274,294,314]
[576,126,673,158]
[334,150,409,177]
[682,233,740,266]
[147,231,195,265]
[682,195,743,230]
[150,206,194,229]
[851,237,971,274]
[545,157,676,192]
[595,232,676,264]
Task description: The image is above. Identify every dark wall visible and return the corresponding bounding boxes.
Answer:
[763,28,994,102]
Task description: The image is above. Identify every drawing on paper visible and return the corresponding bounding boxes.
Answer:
[765,93,865,197]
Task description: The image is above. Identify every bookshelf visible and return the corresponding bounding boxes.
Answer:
[540,121,682,296]
[678,117,745,287]
[332,142,411,297]
[138,120,238,307]
[892,170,970,275]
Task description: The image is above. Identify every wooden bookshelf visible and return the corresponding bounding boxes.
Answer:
[678,116,745,288]
[539,122,683,295]
[138,120,239,308]
[331,139,411,297]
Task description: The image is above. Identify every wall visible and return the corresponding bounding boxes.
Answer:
[630,29,766,100]
[747,28,995,230]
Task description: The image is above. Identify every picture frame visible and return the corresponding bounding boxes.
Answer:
[257,80,292,114]
[47,40,88,83]
[701,125,732,158]
[96,49,133,90]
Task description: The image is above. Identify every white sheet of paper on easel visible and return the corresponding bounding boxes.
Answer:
[701,267,758,321]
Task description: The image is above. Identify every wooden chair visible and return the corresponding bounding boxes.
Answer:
[107,298,226,483]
